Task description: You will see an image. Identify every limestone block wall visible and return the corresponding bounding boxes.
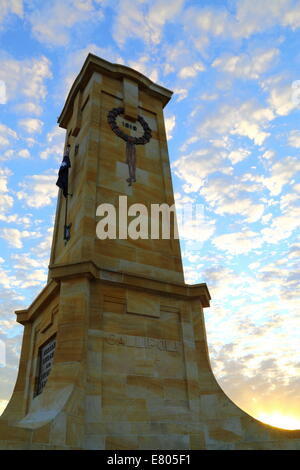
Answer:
[50,59,183,286]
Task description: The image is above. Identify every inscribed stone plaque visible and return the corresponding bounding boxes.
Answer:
[36,337,56,395]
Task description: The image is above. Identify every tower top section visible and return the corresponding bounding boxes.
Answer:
[58,53,173,129]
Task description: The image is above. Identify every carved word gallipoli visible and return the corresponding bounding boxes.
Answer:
[105,333,180,353]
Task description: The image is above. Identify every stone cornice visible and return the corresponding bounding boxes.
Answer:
[58,53,173,129]
[17,260,210,325]
[49,260,211,307]
[15,280,59,325]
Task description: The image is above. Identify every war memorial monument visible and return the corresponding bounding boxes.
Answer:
[0,54,299,450]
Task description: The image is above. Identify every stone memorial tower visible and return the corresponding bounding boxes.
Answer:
[0,54,299,449]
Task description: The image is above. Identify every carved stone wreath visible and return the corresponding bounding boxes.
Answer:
[107,107,152,186]
[107,107,152,144]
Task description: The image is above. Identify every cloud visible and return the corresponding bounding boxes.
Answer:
[174,193,216,245]
[15,269,47,288]
[127,55,159,83]
[0,123,18,147]
[261,150,275,160]
[0,194,13,217]
[288,130,300,148]
[178,62,205,79]
[200,93,218,101]
[0,228,41,249]
[31,227,53,256]
[0,0,23,26]
[18,118,43,134]
[172,148,228,192]
[161,40,203,81]
[28,0,104,46]
[263,156,300,196]
[267,83,300,116]
[40,126,65,161]
[18,149,30,158]
[228,148,251,164]
[0,148,30,162]
[184,0,300,51]
[173,88,188,102]
[212,48,279,79]
[0,214,31,226]
[46,126,65,144]
[261,206,300,243]
[0,79,6,104]
[0,331,23,416]
[112,0,185,46]
[213,230,263,254]
[165,115,176,140]
[17,171,58,208]
[13,102,43,116]
[201,177,265,223]
[0,168,13,216]
[0,54,52,105]
[197,101,274,146]
[0,263,47,289]
[40,144,63,161]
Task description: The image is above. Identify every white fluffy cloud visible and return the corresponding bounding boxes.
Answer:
[0,123,18,147]
[178,62,205,79]
[127,55,159,83]
[213,48,279,79]
[0,0,23,26]
[262,206,300,243]
[14,102,43,116]
[0,54,51,104]
[261,150,275,160]
[173,88,188,102]
[0,148,30,162]
[28,0,104,46]
[228,148,251,164]
[0,168,13,216]
[17,149,30,158]
[112,0,185,46]
[17,171,58,208]
[288,130,300,148]
[213,230,263,254]
[165,115,176,140]
[173,148,228,192]
[184,0,300,48]
[200,177,265,223]
[18,118,43,134]
[263,156,300,196]
[268,84,300,116]
[40,126,65,161]
[0,228,41,249]
[197,101,274,146]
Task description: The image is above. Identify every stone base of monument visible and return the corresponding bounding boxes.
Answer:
[0,262,300,450]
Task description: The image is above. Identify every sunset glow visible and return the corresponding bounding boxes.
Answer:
[257,412,300,430]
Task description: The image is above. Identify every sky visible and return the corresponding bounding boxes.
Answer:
[0,0,299,430]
